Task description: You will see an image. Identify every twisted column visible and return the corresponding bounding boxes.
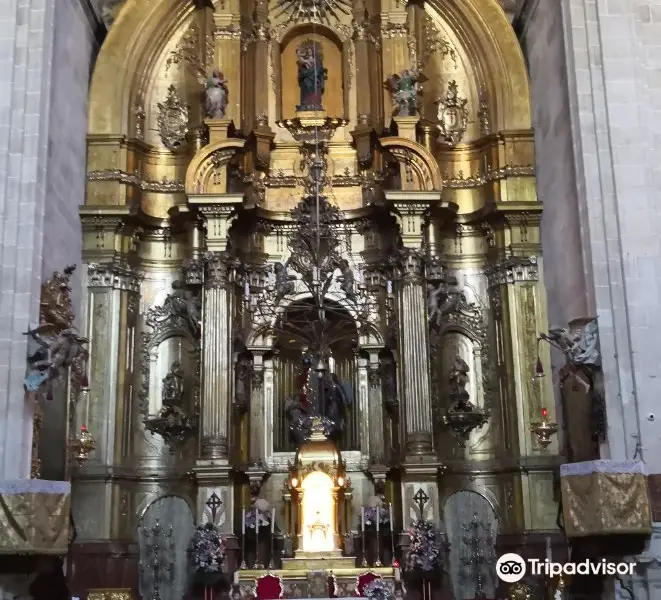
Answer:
[395,250,434,456]
[200,253,236,459]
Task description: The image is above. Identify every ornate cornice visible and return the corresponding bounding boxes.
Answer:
[88,169,185,193]
[87,261,142,292]
[443,165,535,189]
[484,256,539,287]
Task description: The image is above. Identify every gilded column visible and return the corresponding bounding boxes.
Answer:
[368,353,385,464]
[352,4,372,119]
[252,0,270,120]
[212,0,242,122]
[395,250,433,456]
[248,350,266,463]
[201,253,236,459]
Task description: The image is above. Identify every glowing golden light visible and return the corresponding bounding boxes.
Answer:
[301,471,335,552]
[291,477,298,488]
[337,476,344,487]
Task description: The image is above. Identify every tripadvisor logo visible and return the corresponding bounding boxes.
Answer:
[496,553,636,583]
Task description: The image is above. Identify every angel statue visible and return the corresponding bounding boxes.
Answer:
[162,362,185,407]
[542,317,601,368]
[24,326,89,392]
[204,69,229,119]
[428,281,460,328]
[448,356,470,397]
[384,70,420,117]
[338,259,355,300]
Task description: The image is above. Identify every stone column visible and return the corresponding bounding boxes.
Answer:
[395,249,434,456]
[357,357,370,457]
[252,1,270,120]
[352,4,372,119]
[201,253,236,459]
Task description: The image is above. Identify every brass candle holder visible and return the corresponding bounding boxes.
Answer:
[69,424,96,463]
[530,408,558,450]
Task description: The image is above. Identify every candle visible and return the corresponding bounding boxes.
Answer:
[271,508,275,534]
[241,507,245,535]
[361,506,365,533]
[546,536,552,561]
[394,567,401,582]
[376,506,380,534]
[256,509,260,537]
[389,503,393,528]
[387,280,393,294]
[234,571,239,585]
[244,280,250,298]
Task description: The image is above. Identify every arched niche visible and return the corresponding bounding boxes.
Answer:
[300,471,335,553]
[279,25,345,120]
[138,495,194,600]
[443,490,498,600]
[380,138,443,192]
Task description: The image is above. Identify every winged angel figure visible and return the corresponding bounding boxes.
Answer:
[384,70,423,117]
[24,266,89,394]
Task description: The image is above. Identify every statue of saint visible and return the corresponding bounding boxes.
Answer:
[384,69,419,116]
[204,69,228,119]
[296,41,327,110]
[162,361,185,407]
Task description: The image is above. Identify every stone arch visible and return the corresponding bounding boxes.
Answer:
[380,138,443,191]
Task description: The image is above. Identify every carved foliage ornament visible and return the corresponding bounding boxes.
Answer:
[436,80,468,147]
[157,85,189,151]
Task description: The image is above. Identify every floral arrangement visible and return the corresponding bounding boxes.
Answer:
[363,579,394,600]
[404,519,443,575]
[364,506,390,527]
[191,522,225,579]
[245,507,272,529]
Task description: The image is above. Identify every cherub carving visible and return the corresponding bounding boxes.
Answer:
[428,282,460,327]
[204,69,228,119]
[338,259,355,299]
[448,356,470,397]
[273,262,295,302]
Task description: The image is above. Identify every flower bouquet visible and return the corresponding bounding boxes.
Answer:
[364,507,390,528]
[403,519,443,583]
[363,579,394,600]
[191,522,225,587]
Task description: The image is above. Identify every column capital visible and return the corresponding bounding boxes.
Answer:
[392,248,425,284]
[484,255,539,287]
[204,251,239,289]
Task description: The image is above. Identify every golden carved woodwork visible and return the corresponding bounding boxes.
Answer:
[80,0,561,559]
[87,590,133,600]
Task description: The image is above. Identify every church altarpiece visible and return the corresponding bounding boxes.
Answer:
[73,0,562,598]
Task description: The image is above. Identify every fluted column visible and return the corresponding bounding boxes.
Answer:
[368,353,385,463]
[395,250,433,456]
[248,351,265,463]
[201,253,236,459]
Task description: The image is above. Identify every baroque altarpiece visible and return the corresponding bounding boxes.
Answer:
[72,0,560,598]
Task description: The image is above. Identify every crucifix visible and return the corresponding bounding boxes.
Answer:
[206,491,223,522]
[412,487,429,519]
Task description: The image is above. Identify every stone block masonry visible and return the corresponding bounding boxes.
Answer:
[0,0,102,479]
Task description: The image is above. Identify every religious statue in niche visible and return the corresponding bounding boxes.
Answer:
[284,354,353,442]
[234,355,252,412]
[296,40,327,111]
[436,80,468,146]
[162,361,185,407]
[204,69,229,119]
[384,70,422,117]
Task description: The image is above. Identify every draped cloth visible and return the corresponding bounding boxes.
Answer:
[560,461,651,537]
[0,480,71,555]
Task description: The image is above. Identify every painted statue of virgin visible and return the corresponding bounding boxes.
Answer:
[296,40,327,110]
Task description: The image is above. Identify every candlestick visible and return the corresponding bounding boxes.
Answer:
[546,536,552,562]
[240,507,246,569]
[269,508,276,569]
[271,508,275,534]
[375,505,382,566]
[255,510,262,569]
[360,506,367,567]
[389,503,395,566]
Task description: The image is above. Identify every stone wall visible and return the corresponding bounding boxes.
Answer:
[0,0,102,480]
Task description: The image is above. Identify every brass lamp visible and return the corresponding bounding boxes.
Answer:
[69,424,96,463]
[530,408,558,450]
